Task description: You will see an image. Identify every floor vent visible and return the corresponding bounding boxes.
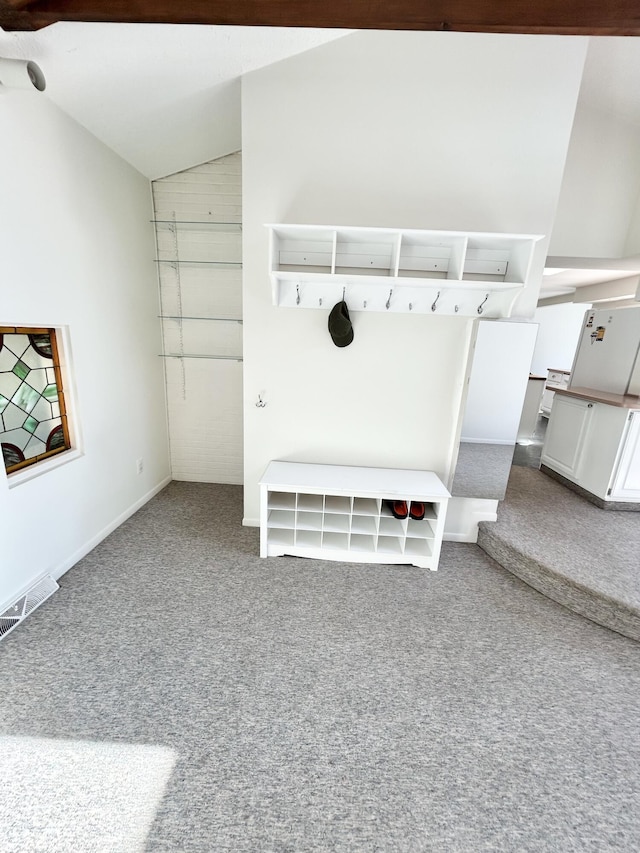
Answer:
[0,575,59,642]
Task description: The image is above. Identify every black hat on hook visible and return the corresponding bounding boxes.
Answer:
[328,300,354,347]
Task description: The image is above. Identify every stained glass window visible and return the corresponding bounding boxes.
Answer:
[0,327,71,475]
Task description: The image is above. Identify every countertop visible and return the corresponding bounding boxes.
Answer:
[555,386,640,409]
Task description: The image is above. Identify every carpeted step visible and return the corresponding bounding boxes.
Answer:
[477,466,640,642]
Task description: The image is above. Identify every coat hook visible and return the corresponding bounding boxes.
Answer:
[431,291,440,312]
[477,293,489,315]
[409,302,413,311]
[255,394,266,408]
[455,304,459,313]
[363,300,367,308]
[296,284,301,306]
[319,297,323,307]
[386,288,393,310]
[342,286,346,301]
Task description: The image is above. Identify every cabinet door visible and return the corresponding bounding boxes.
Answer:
[541,395,594,479]
[540,387,555,416]
[610,413,640,500]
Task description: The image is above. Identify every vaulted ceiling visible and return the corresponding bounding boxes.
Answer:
[2,0,640,35]
[3,1,640,304]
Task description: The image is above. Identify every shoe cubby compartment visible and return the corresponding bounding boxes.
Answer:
[323,513,350,533]
[350,533,376,553]
[259,461,450,570]
[378,516,404,536]
[268,528,295,548]
[351,514,378,535]
[268,224,542,319]
[296,529,322,548]
[404,537,433,558]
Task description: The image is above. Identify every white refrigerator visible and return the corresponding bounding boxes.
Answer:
[569,306,640,396]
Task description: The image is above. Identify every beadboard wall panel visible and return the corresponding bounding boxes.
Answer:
[152,152,243,485]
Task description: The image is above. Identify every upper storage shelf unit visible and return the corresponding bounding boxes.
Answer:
[267,224,543,318]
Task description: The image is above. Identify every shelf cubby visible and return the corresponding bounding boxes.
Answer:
[378,516,405,536]
[297,493,324,512]
[350,533,376,552]
[323,513,350,533]
[377,535,404,555]
[259,461,450,570]
[296,529,322,548]
[353,497,380,516]
[407,518,436,539]
[296,510,323,531]
[274,226,335,274]
[351,514,378,535]
[322,531,349,550]
[269,528,295,547]
[404,538,433,558]
[334,228,400,277]
[397,232,466,280]
[268,509,295,529]
[268,491,296,510]
[325,494,351,514]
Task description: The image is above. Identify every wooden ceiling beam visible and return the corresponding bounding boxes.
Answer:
[3,0,640,35]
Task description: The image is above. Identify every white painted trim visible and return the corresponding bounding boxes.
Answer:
[50,476,172,581]
[459,438,516,446]
[445,531,482,543]
[6,449,84,490]
[243,517,260,528]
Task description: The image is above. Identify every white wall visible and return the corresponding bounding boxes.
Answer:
[144,80,241,181]
[624,186,640,257]
[549,102,640,259]
[240,31,587,524]
[530,303,591,376]
[0,90,170,609]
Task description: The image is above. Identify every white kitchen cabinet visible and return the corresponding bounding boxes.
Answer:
[540,368,571,418]
[611,412,640,499]
[540,394,594,479]
[259,460,450,570]
[541,389,640,503]
[267,224,542,319]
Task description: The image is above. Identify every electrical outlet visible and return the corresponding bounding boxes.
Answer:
[136,458,144,475]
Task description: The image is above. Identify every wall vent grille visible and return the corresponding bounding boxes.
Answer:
[0,576,59,642]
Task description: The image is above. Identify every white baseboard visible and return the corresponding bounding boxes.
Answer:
[460,438,516,446]
[443,497,498,544]
[242,517,259,528]
[444,531,483,543]
[51,476,172,581]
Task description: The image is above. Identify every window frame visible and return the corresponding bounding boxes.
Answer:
[1,325,73,476]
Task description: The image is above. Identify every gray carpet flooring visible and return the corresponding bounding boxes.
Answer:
[2,481,640,852]
[478,465,640,641]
